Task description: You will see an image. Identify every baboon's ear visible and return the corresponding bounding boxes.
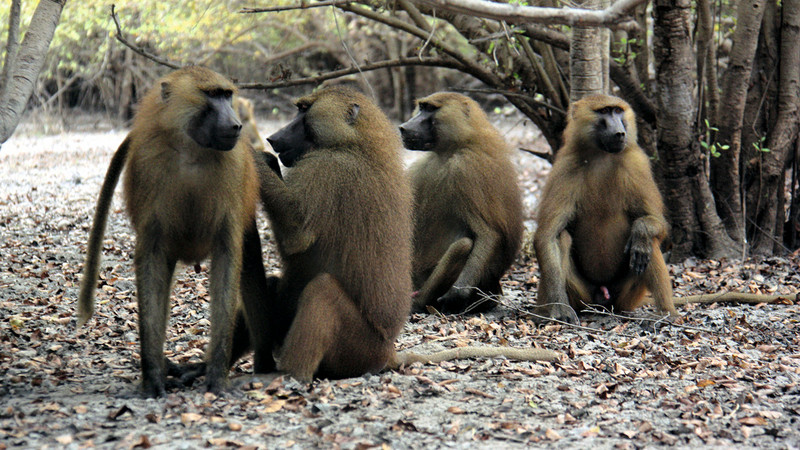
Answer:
[160,82,171,101]
[347,103,360,125]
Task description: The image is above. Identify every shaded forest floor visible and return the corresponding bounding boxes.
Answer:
[1,115,799,449]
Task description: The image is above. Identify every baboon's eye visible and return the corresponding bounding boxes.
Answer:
[597,106,625,115]
[419,102,439,113]
[296,102,310,113]
[205,89,232,99]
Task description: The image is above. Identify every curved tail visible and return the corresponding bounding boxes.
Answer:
[77,139,130,327]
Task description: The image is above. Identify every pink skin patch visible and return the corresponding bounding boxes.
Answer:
[411,291,419,298]
[600,286,610,301]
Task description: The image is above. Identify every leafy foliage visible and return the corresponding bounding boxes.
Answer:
[0,0,322,112]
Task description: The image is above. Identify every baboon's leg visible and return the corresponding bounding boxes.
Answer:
[277,273,392,381]
[616,244,676,316]
[556,231,587,322]
[134,222,176,398]
[204,220,242,394]
[413,237,472,310]
[236,220,278,372]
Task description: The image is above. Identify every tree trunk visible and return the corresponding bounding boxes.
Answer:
[750,0,800,255]
[652,0,738,261]
[1,0,22,97]
[0,0,66,147]
[710,0,767,246]
[569,0,607,100]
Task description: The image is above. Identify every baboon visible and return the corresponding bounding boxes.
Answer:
[400,92,524,314]
[228,87,557,381]
[533,94,679,324]
[230,85,414,380]
[77,66,268,397]
[234,96,267,152]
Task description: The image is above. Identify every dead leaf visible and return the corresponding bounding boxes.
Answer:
[739,417,767,426]
[445,421,460,435]
[55,435,73,445]
[620,429,637,439]
[180,412,203,425]
[447,406,464,414]
[108,405,132,420]
[696,379,715,388]
[741,426,752,439]
[207,438,245,447]
[581,426,600,437]
[262,399,286,413]
[132,435,152,448]
[759,410,782,420]
[391,420,417,432]
[545,429,562,440]
[464,388,495,399]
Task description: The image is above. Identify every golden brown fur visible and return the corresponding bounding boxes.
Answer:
[78,66,264,397]
[402,92,524,314]
[233,86,414,380]
[225,87,558,381]
[534,94,678,323]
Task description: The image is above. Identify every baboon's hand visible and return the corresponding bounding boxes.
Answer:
[625,233,651,275]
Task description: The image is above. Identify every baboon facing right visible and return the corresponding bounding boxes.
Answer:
[401,92,524,314]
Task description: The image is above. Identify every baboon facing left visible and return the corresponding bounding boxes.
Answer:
[229,85,414,381]
[77,66,268,397]
[400,92,524,314]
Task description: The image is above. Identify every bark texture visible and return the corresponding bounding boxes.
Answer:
[0,0,67,146]
[710,0,767,245]
[653,0,738,260]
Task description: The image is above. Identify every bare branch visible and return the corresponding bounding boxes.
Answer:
[339,2,502,87]
[110,5,181,70]
[412,0,646,27]
[237,57,461,90]
[519,147,553,163]
[240,1,353,14]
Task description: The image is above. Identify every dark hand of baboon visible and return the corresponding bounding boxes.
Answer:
[77,66,266,397]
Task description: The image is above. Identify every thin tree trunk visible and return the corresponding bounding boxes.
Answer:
[0,0,66,146]
[751,0,800,255]
[710,0,767,247]
[569,0,607,100]
[653,0,738,261]
[1,0,22,96]
[695,0,717,122]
